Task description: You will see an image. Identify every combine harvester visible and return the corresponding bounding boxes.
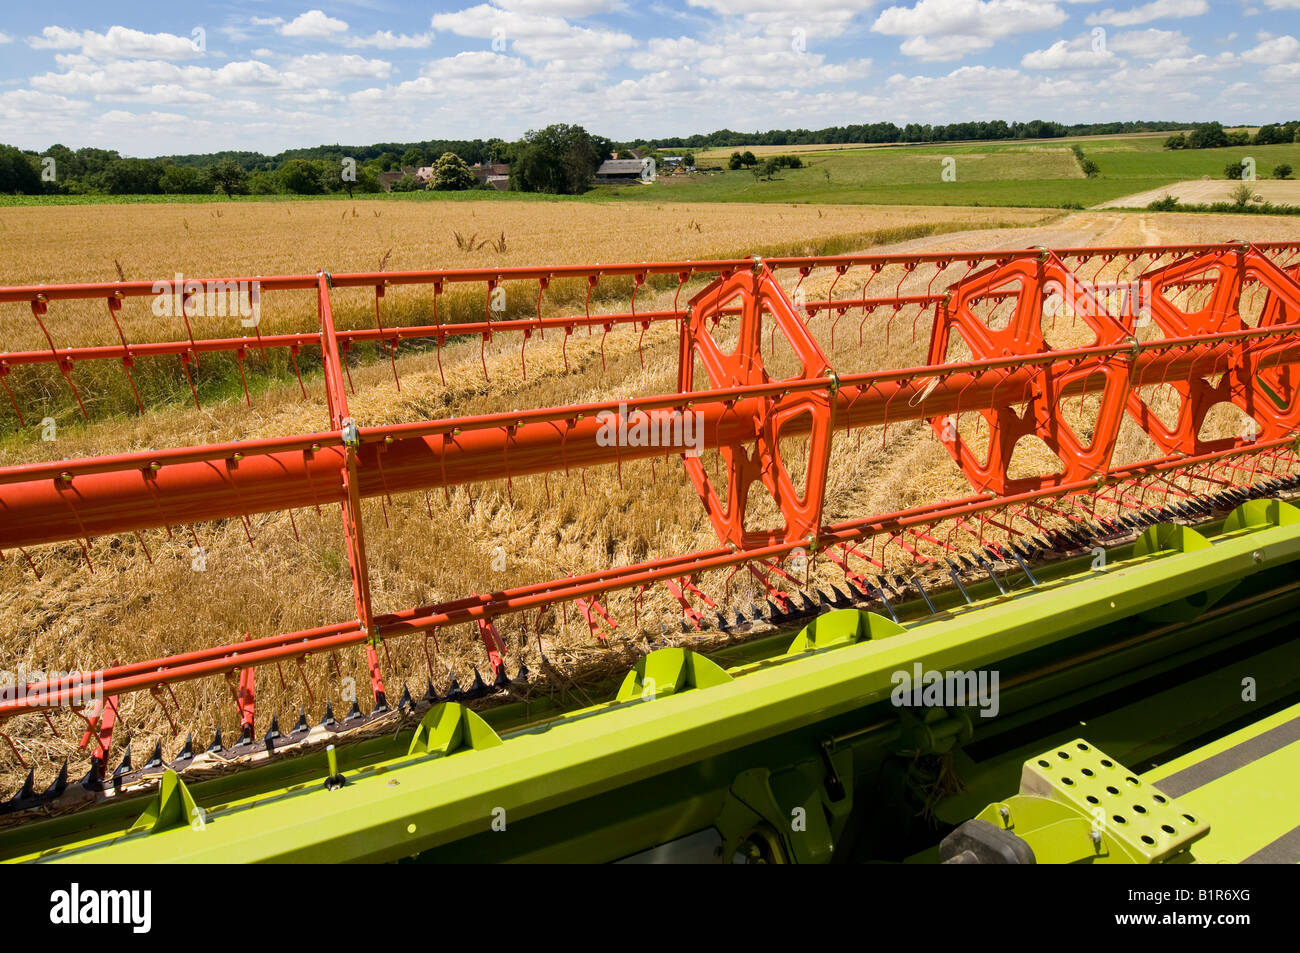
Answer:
[1,240,1299,864]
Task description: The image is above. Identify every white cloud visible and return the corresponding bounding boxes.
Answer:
[1087,0,1208,28]
[1262,0,1300,7]
[1021,38,1120,69]
[626,31,870,85]
[28,51,392,107]
[346,31,435,49]
[627,36,716,70]
[513,29,635,61]
[494,0,624,12]
[1263,62,1300,80]
[873,0,1069,59]
[1106,28,1192,58]
[900,34,995,60]
[0,33,12,44]
[281,10,349,38]
[0,88,87,122]
[28,26,202,61]
[686,0,872,14]
[419,50,527,80]
[432,4,636,65]
[432,3,587,40]
[873,0,1068,38]
[686,0,875,33]
[283,53,393,81]
[1242,34,1299,64]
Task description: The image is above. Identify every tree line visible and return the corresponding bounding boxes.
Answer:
[0,123,613,197]
[639,120,1191,151]
[1164,121,1300,150]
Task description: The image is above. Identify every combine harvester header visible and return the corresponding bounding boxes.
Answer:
[1,240,1299,864]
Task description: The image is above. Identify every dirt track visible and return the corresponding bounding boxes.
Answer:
[865,207,1296,252]
[1095,179,1300,209]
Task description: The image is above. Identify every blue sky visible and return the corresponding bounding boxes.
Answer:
[0,1,1296,155]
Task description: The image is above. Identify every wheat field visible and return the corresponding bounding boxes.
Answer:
[0,198,1294,797]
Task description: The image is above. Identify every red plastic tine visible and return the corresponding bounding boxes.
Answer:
[235,348,251,406]
[150,686,179,735]
[894,260,917,299]
[926,260,949,298]
[373,283,387,337]
[16,547,41,580]
[674,271,690,323]
[0,363,25,426]
[484,277,498,339]
[0,732,28,769]
[106,296,145,414]
[288,345,308,398]
[340,341,357,394]
[132,531,153,565]
[636,320,650,368]
[825,264,849,316]
[177,285,201,367]
[535,276,549,341]
[859,264,883,319]
[631,271,645,320]
[29,297,88,419]
[585,273,599,335]
[179,352,201,409]
[370,285,402,390]
[388,338,402,391]
[793,265,812,308]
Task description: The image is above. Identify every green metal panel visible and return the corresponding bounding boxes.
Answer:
[1142,702,1300,864]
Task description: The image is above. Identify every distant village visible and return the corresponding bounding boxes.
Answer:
[375,148,697,192]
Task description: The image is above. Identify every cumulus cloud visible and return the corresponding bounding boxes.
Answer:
[28,26,202,61]
[1021,38,1121,69]
[346,31,435,49]
[873,0,1069,60]
[281,10,349,38]
[1106,28,1192,58]
[873,0,1068,38]
[1241,34,1299,64]
[1087,0,1209,28]
[686,0,873,35]
[495,0,625,12]
[432,4,636,65]
[901,35,995,61]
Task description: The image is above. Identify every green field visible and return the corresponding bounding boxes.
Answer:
[601,133,1300,208]
[5,133,1299,210]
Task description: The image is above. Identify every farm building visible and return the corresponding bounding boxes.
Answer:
[595,158,647,184]
[473,162,511,191]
